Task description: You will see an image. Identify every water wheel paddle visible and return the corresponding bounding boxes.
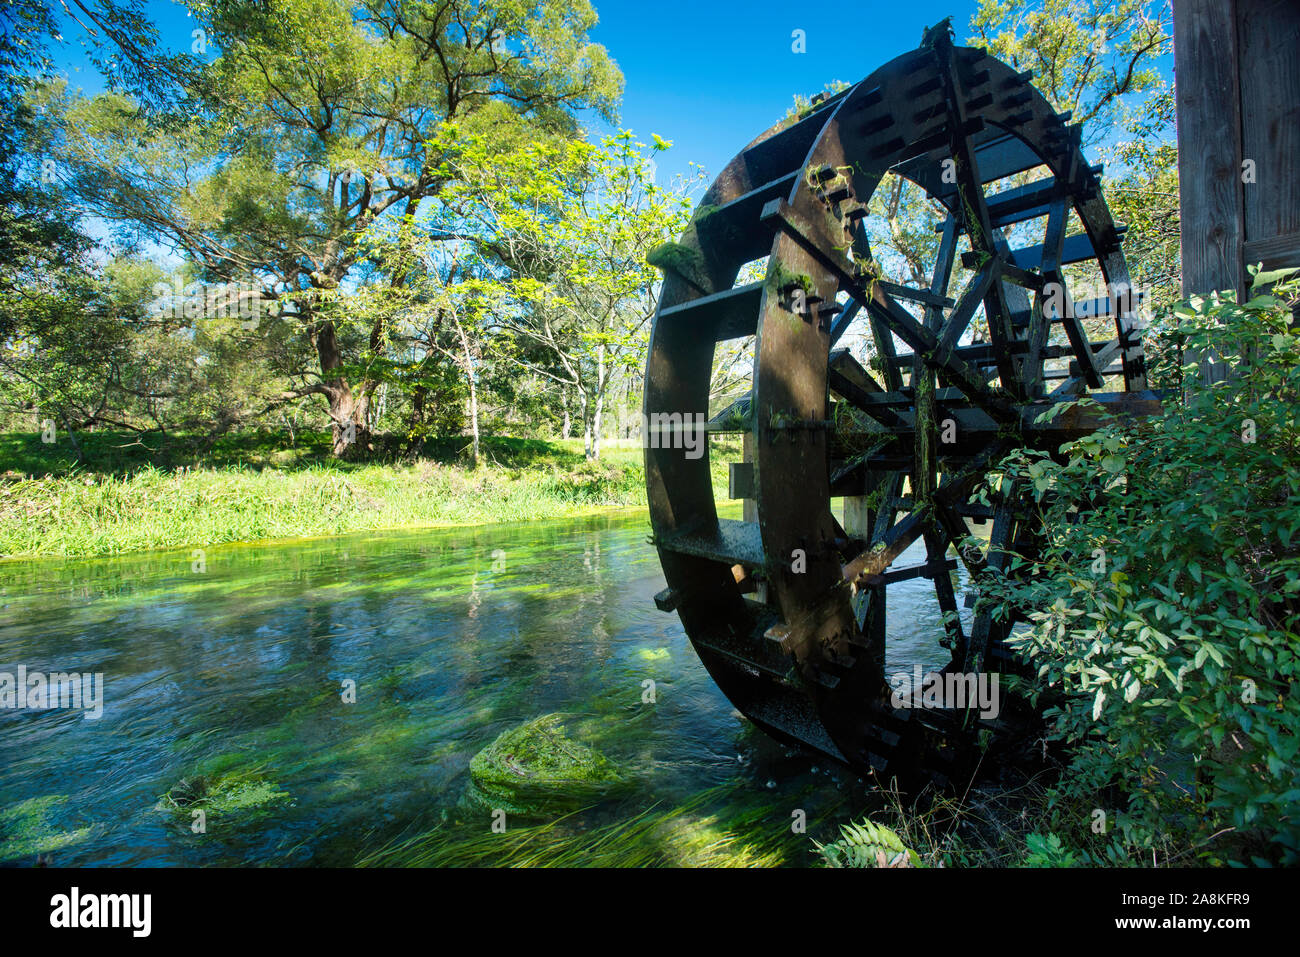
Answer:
[643,26,1159,785]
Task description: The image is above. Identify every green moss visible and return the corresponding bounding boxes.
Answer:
[690,203,720,224]
[647,242,710,291]
[157,768,291,819]
[767,265,818,329]
[767,264,815,296]
[0,795,96,863]
[463,713,630,817]
[689,203,755,254]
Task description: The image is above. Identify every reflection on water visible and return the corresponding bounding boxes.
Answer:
[0,510,968,866]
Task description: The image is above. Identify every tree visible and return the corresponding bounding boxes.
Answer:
[53,0,622,455]
[969,0,1178,312]
[970,0,1172,145]
[429,128,699,459]
[0,1,183,443]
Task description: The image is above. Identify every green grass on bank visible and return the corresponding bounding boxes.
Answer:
[0,430,740,559]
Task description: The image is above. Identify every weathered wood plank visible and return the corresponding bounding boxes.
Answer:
[1173,0,1245,297]
[1243,233,1300,272]
[1237,0,1300,254]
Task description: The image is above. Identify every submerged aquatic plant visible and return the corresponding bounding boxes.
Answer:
[157,768,291,820]
[464,713,630,817]
[0,795,97,863]
[360,785,812,868]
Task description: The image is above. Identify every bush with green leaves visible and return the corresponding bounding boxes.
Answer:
[1022,832,1082,868]
[971,271,1300,865]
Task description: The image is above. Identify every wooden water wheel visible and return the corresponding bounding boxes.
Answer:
[643,25,1160,785]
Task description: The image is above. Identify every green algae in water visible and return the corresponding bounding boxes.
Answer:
[463,713,630,817]
[368,802,788,868]
[360,781,848,868]
[158,767,291,820]
[0,511,930,866]
[0,795,97,863]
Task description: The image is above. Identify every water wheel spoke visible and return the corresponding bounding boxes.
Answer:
[924,527,965,651]
[934,263,997,352]
[925,216,960,331]
[843,438,1010,585]
[959,489,1020,672]
[862,278,1018,423]
[828,298,863,346]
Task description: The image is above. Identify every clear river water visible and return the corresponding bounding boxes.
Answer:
[0,509,969,866]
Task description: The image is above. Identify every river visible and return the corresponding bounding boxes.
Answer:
[0,509,969,866]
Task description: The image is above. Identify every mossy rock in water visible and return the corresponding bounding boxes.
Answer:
[463,713,629,817]
[157,769,290,820]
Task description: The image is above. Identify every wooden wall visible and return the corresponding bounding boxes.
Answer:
[1174,0,1300,298]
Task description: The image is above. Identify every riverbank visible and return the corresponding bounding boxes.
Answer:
[0,430,740,559]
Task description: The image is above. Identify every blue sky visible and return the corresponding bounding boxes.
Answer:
[586,0,982,182]
[50,0,987,185]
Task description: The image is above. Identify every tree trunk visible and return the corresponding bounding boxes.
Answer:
[311,314,371,457]
[329,388,372,458]
[587,344,606,461]
[466,373,480,468]
[407,384,427,454]
[450,309,480,468]
[590,392,604,461]
[579,388,592,459]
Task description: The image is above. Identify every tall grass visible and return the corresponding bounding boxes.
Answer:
[0,432,740,559]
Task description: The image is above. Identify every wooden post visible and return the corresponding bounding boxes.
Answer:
[1174,0,1246,302]
[741,430,765,603]
[843,482,885,674]
[1174,0,1300,385]
[1235,0,1300,278]
[1173,0,1243,387]
[843,495,872,541]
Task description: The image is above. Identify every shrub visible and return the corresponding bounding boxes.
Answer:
[971,271,1300,865]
